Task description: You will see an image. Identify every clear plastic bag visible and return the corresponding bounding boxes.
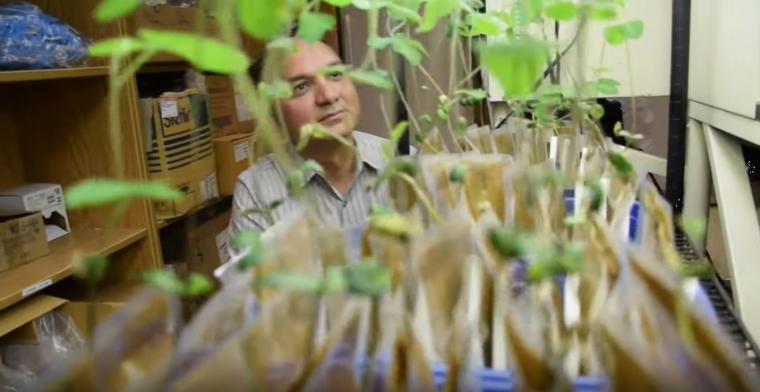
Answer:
[0,2,90,70]
[0,311,84,392]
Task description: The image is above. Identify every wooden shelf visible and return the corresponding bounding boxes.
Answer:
[0,295,67,337]
[139,61,191,74]
[0,66,110,83]
[0,228,146,312]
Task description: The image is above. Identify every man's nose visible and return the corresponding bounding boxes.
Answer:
[314,76,339,106]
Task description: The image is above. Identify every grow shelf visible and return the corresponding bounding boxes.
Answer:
[0,66,110,83]
[675,230,760,370]
[0,295,67,337]
[0,228,146,312]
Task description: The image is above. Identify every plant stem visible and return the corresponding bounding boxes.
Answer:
[396,172,442,224]
[362,7,380,69]
[456,66,482,89]
[389,67,422,139]
[447,10,461,97]
[624,42,637,133]
[418,65,446,96]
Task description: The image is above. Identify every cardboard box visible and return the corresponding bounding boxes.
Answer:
[202,75,240,137]
[0,213,49,273]
[142,89,220,219]
[186,205,231,279]
[131,5,221,63]
[0,183,70,242]
[213,134,252,196]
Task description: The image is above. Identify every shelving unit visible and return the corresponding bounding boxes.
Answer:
[0,66,111,83]
[0,0,162,338]
[0,228,146,312]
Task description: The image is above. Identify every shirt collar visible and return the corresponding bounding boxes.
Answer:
[292,132,384,182]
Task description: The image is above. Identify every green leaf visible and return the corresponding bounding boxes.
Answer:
[347,69,393,90]
[597,78,620,95]
[66,179,183,209]
[588,180,604,212]
[239,0,288,40]
[457,88,488,105]
[367,36,393,50]
[488,227,526,259]
[184,273,214,296]
[144,270,185,295]
[544,1,577,21]
[287,170,306,190]
[298,12,336,43]
[449,163,466,183]
[73,254,108,284]
[94,0,141,23]
[415,132,426,144]
[608,152,634,178]
[302,160,325,175]
[138,30,250,74]
[418,0,458,33]
[590,3,618,20]
[369,212,419,239]
[324,267,349,292]
[677,263,715,279]
[381,141,393,160]
[385,2,423,23]
[267,37,297,51]
[679,217,707,244]
[455,116,468,135]
[604,20,644,46]
[390,36,427,66]
[231,230,261,248]
[231,230,265,270]
[481,38,550,98]
[467,13,506,36]
[513,0,543,26]
[343,261,391,296]
[262,271,325,293]
[369,205,394,215]
[88,38,145,57]
[558,243,584,273]
[260,80,293,99]
[418,114,433,124]
[324,0,353,7]
[390,121,409,144]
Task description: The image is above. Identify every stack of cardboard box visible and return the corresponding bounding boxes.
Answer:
[141,76,257,281]
[200,74,256,197]
[141,88,220,220]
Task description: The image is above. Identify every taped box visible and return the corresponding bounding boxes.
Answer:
[0,212,49,273]
[141,89,219,219]
[213,134,253,196]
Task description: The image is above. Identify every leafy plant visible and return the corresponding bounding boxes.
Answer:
[65,179,183,209]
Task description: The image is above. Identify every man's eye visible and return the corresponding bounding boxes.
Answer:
[293,82,309,93]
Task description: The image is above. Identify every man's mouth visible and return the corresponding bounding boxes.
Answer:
[318,110,345,124]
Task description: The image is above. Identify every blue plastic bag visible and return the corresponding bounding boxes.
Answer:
[0,2,89,70]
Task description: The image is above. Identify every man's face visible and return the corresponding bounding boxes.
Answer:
[279,41,360,142]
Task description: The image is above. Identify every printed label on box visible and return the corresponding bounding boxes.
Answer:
[216,228,230,263]
[22,279,52,297]
[25,191,54,211]
[234,141,249,163]
[160,100,178,118]
[200,173,219,202]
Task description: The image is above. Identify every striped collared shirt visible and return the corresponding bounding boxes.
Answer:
[228,131,390,237]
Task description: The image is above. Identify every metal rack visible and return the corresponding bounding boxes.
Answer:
[675,231,760,370]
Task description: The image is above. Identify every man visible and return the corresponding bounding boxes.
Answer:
[228,38,389,236]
